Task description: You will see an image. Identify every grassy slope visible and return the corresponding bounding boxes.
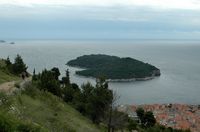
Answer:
[0,70,19,84]
[1,86,104,132]
[0,59,19,84]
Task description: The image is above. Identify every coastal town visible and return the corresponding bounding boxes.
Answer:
[118,104,200,132]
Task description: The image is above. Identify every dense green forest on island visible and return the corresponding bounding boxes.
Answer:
[0,55,189,132]
[67,54,160,80]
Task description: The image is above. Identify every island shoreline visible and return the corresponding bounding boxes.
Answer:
[68,65,160,82]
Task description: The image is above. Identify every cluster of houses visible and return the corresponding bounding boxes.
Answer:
[118,104,200,132]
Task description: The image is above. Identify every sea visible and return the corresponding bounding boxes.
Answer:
[0,39,200,105]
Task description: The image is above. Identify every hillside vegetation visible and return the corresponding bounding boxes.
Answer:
[0,83,104,132]
[67,54,161,80]
[0,56,102,131]
[0,59,19,84]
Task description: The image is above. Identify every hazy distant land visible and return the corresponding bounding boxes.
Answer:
[0,40,15,44]
[0,40,6,43]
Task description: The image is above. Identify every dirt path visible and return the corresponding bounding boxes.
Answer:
[0,81,16,93]
[0,77,31,93]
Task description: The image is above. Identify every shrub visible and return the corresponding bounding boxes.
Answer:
[22,82,39,98]
[15,82,20,89]
[17,123,43,132]
[0,113,15,131]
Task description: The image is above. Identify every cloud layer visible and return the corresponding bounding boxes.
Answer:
[0,0,200,39]
[1,0,200,10]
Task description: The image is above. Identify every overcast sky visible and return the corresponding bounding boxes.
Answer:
[0,0,200,39]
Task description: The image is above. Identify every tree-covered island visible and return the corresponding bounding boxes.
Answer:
[67,54,161,81]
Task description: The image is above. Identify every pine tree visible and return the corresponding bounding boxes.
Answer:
[5,56,13,72]
[38,69,61,97]
[12,54,27,74]
[51,67,60,80]
[88,77,113,124]
[5,56,12,66]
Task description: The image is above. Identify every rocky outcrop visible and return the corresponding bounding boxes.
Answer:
[153,69,161,76]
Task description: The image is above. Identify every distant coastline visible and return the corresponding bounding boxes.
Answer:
[107,75,158,82]
[70,65,159,82]
[74,73,159,82]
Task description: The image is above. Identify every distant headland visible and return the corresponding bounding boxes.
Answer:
[0,40,15,44]
[67,54,160,81]
[0,40,6,43]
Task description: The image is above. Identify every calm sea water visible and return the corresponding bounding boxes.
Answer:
[0,40,200,105]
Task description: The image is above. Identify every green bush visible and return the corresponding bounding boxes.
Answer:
[12,54,27,74]
[22,82,39,98]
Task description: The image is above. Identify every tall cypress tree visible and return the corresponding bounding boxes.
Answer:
[32,68,37,81]
[62,69,70,86]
